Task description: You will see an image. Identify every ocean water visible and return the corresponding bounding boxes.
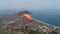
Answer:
[31,9,60,27]
[0,9,60,27]
[0,10,18,15]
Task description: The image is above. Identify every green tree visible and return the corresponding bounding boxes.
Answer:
[52,31,59,34]
[28,30,41,34]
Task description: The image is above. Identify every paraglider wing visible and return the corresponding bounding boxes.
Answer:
[21,14,32,22]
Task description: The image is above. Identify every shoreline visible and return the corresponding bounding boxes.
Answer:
[32,18,60,28]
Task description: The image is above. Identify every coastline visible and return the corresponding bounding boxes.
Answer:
[32,18,60,28]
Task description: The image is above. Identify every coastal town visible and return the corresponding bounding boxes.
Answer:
[0,10,60,34]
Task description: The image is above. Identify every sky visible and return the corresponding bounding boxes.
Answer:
[0,0,60,10]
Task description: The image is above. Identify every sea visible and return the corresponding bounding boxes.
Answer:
[31,9,60,27]
[0,9,60,27]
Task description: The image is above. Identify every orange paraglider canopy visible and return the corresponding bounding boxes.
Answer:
[21,14,32,22]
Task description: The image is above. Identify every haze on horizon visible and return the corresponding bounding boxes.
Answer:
[0,0,60,10]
